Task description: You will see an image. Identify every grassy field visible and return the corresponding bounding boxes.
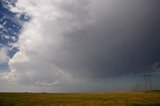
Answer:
[0,91,160,106]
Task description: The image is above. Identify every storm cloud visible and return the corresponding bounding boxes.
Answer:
[2,0,160,87]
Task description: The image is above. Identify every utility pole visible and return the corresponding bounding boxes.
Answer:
[142,74,153,91]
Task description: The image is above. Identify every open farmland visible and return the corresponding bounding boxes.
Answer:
[0,91,160,106]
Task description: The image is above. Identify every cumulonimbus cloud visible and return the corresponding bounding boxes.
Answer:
[3,0,160,86]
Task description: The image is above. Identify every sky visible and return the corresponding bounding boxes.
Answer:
[0,0,160,92]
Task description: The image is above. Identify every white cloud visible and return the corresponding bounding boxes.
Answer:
[6,0,90,86]
[0,47,9,64]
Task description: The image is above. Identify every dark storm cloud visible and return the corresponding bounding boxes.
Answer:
[51,0,160,79]
[7,0,160,87]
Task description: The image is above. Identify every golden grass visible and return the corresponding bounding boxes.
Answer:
[0,92,160,106]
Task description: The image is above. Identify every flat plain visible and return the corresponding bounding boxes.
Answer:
[0,91,160,106]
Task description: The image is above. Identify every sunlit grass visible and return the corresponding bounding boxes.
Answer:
[0,91,160,106]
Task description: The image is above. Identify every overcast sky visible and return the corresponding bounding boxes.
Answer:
[0,0,160,92]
